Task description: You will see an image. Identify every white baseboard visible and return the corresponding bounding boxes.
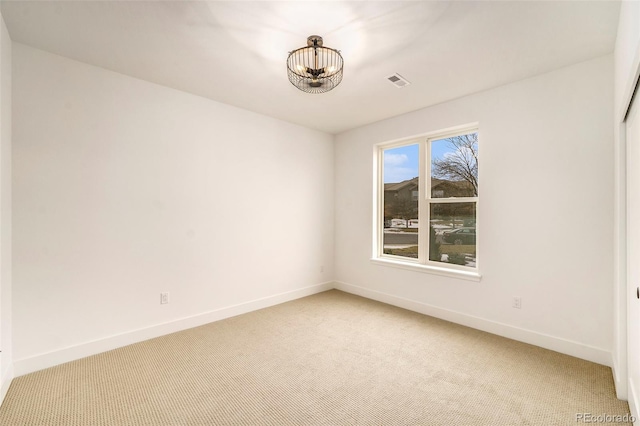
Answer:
[630,377,639,426]
[334,281,612,367]
[14,282,334,377]
[0,363,14,407]
[10,280,614,379]
[612,358,629,400]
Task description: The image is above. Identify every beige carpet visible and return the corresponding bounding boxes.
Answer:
[0,290,632,425]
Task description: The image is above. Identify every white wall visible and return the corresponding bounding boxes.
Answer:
[12,44,334,374]
[0,11,11,404]
[334,55,614,366]
[613,0,640,407]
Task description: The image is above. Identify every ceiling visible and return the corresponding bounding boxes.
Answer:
[0,1,621,134]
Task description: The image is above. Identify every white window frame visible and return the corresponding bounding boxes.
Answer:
[372,124,481,282]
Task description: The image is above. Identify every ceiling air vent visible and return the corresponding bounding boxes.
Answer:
[387,73,411,88]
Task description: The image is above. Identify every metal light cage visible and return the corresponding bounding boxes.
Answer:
[287,35,344,94]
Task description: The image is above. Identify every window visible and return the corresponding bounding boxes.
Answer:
[375,127,479,277]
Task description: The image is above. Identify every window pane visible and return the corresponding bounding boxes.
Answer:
[383,144,419,259]
[429,202,476,267]
[431,133,478,198]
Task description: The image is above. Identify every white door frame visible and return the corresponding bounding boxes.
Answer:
[616,43,640,406]
[625,85,640,423]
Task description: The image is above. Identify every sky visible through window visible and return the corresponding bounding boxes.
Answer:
[383,140,450,183]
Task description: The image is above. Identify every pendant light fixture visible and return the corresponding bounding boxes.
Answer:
[287,35,344,94]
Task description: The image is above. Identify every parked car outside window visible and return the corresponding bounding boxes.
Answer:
[442,227,476,245]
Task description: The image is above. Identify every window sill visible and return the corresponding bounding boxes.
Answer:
[370,257,482,282]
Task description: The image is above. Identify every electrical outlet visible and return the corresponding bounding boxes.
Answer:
[512,297,521,309]
[160,292,169,305]
[320,265,324,273]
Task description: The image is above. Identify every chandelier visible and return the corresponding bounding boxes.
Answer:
[287,35,344,94]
